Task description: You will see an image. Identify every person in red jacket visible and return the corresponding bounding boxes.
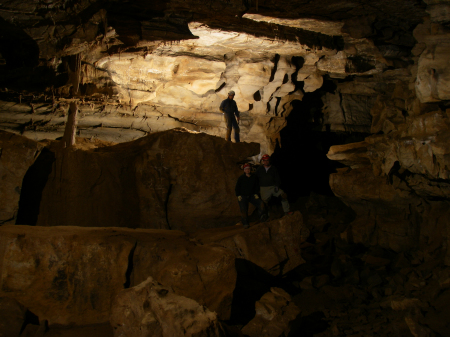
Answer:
[235,163,267,228]
[255,154,292,216]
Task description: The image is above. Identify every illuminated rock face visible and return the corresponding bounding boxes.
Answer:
[0,1,411,155]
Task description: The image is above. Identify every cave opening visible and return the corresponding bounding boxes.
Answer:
[16,148,55,226]
[270,80,370,204]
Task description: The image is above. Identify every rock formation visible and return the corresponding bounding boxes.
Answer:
[0,213,305,327]
[0,0,428,155]
[3,0,450,336]
[110,277,232,337]
[14,128,258,231]
[241,287,300,337]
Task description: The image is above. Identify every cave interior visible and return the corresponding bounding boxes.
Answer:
[1,0,450,336]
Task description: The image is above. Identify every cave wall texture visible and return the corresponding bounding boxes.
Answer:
[2,0,450,335]
[2,0,450,252]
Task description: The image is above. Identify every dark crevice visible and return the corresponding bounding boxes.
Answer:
[215,81,226,92]
[253,90,261,101]
[271,80,368,200]
[123,242,137,289]
[274,97,281,116]
[16,148,55,226]
[269,54,280,82]
[165,183,173,230]
[20,310,40,334]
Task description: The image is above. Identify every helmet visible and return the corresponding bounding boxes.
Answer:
[243,163,251,169]
[228,90,235,96]
[261,154,270,161]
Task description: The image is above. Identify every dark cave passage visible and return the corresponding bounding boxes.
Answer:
[16,148,55,226]
[271,82,370,203]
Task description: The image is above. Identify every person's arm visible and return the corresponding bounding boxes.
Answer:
[272,166,282,187]
[219,100,225,113]
[234,101,240,121]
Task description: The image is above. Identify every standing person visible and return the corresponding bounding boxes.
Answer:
[255,154,292,216]
[220,90,240,142]
[235,163,267,228]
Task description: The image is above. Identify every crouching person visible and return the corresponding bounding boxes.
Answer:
[235,163,267,228]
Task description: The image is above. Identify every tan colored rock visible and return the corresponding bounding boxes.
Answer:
[110,277,228,337]
[0,131,43,225]
[0,225,236,325]
[195,211,307,276]
[36,129,259,231]
[303,71,323,93]
[241,287,300,337]
[327,141,370,168]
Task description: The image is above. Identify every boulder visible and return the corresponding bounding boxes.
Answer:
[0,131,43,225]
[241,287,300,337]
[0,225,236,325]
[330,167,422,252]
[110,276,236,337]
[195,211,308,276]
[35,129,260,231]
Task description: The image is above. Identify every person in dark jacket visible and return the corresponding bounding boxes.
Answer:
[220,90,240,142]
[255,154,291,216]
[235,163,267,228]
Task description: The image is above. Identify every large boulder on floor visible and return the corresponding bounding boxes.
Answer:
[0,131,43,225]
[241,287,300,337]
[35,128,259,231]
[195,212,308,276]
[0,225,236,326]
[110,277,236,337]
[329,167,422,252]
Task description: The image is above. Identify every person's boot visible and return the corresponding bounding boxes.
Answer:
[242,219,249,229]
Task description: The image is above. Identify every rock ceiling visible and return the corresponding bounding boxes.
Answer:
[0,0,432,153]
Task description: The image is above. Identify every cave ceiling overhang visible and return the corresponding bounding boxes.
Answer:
[0,0,429,152]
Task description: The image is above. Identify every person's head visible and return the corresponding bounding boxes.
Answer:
[243,163,251,175]
[228,90,235,99]
[261,154,270,167]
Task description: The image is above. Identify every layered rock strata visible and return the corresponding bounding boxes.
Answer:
[0,214,305,327]
[0,0,427,154]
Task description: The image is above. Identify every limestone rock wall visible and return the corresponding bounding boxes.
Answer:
[33,129,259,231]
[327,8,450,263]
